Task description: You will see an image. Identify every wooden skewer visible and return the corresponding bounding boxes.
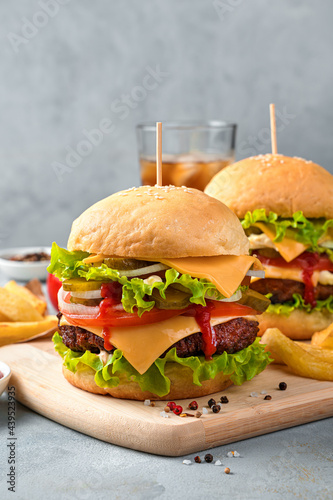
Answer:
[156,122,162,186]
[269,103,277,155]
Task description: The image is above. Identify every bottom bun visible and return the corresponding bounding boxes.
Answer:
[62,363,233,401]
[256,309,333,340]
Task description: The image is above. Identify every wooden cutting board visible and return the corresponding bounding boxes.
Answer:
[1,339,332,456]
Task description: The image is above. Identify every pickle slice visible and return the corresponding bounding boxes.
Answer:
[257,248,280,259]
[104,258,153,270]
[63,279,102,292]
[238,289,271,313]
[70,296,103,306]
[151,287,191,310]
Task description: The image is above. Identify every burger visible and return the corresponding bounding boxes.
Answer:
[205,154,333,339]
[48,185,271,400]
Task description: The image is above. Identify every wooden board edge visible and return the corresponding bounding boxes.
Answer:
[201,388,333,450]
[10,372,206,457]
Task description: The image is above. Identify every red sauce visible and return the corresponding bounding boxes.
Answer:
[185,302,217,359]
[102,327,113,351]
[99,282,123,320]
[100,283,123,350]
[101,282,123,301]
[257,252,333,307]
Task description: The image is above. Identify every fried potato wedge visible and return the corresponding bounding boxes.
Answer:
[4,280,47,316]
[311,323,333,349]
[0,316,58,347]
[261,328,333,381]
[0,288,44,322]
[0,311,10,322]
[296,342,333,364]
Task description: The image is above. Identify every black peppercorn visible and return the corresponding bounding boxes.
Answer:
[279,382,287,391]
[264,395,272,400]
[194,456,201,463]
[208,398,216,408]
[212,404,221,413]
[204,453,213,463]
[220,396,229,404]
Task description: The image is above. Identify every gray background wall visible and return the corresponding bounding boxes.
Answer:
[1,0,332,248]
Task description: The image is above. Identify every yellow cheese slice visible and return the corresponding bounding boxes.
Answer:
[81,254,260,299]
[82,254,108,264]
[159,255,259,298]
[60,314,248,375]
[251,265,320,286]
[253,223,308,263]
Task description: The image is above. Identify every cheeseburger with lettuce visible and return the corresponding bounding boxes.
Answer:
[48,185,271,400]
[205,154,333,339]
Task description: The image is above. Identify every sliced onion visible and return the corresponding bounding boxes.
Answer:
[246,269,265,279]
[58,287,125,316]
[206,289,242,303]
[58,287,99,316]
[117,263,169,277]
[71,289,102,299]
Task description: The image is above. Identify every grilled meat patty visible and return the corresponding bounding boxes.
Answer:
[250,278,333,304]
[57,314,259,357]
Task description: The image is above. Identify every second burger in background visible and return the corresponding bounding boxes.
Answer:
[48,185,271,400]
[205,154,333,339]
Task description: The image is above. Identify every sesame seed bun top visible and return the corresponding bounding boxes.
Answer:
[205,154,333,219]
[67,185,249,258]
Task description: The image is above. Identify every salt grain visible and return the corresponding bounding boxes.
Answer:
[227,451,240,458]
[183,460,192,465]
[261,390,267,395]
[160,411,170,418]
[144,399,150,406]
[215,460,222,466]
[250,392,259,398]
[202,407,209,414]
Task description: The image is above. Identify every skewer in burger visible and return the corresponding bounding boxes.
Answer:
[205,154,333,339]
[48,185,271,400]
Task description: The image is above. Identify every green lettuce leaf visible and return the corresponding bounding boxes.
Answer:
[53,332,272,397]
[266,293,333,316]
[241,209,333,259]
[47,242,238,316]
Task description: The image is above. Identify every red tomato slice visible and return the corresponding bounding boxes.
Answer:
[210,301,257,317]
[63,299,257,328]
[257,251,333,272]
[63,306,186,327]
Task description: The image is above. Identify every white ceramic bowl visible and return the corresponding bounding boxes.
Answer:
[0,361,11,396]
[0,246,51,281]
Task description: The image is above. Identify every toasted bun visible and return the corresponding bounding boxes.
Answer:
[205,155,333,219]
[67,185,249,258]
[62,363,233,401]
[256,309,333,340]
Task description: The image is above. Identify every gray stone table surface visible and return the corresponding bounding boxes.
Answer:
[0,276,332,500]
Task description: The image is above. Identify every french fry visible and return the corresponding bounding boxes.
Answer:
[261,328,333,381]
[296,342,333,364]
[0,288,44,322]
[4,280,47,316]
[311,323,333,349]
[0,316,58,347]
[0,311,10,322]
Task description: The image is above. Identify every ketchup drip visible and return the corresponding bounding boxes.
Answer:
[185,301,217,359]
[99,282,123,350]
[102,327,113,351]
[300,254,318,307]
[257,251,333,308]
